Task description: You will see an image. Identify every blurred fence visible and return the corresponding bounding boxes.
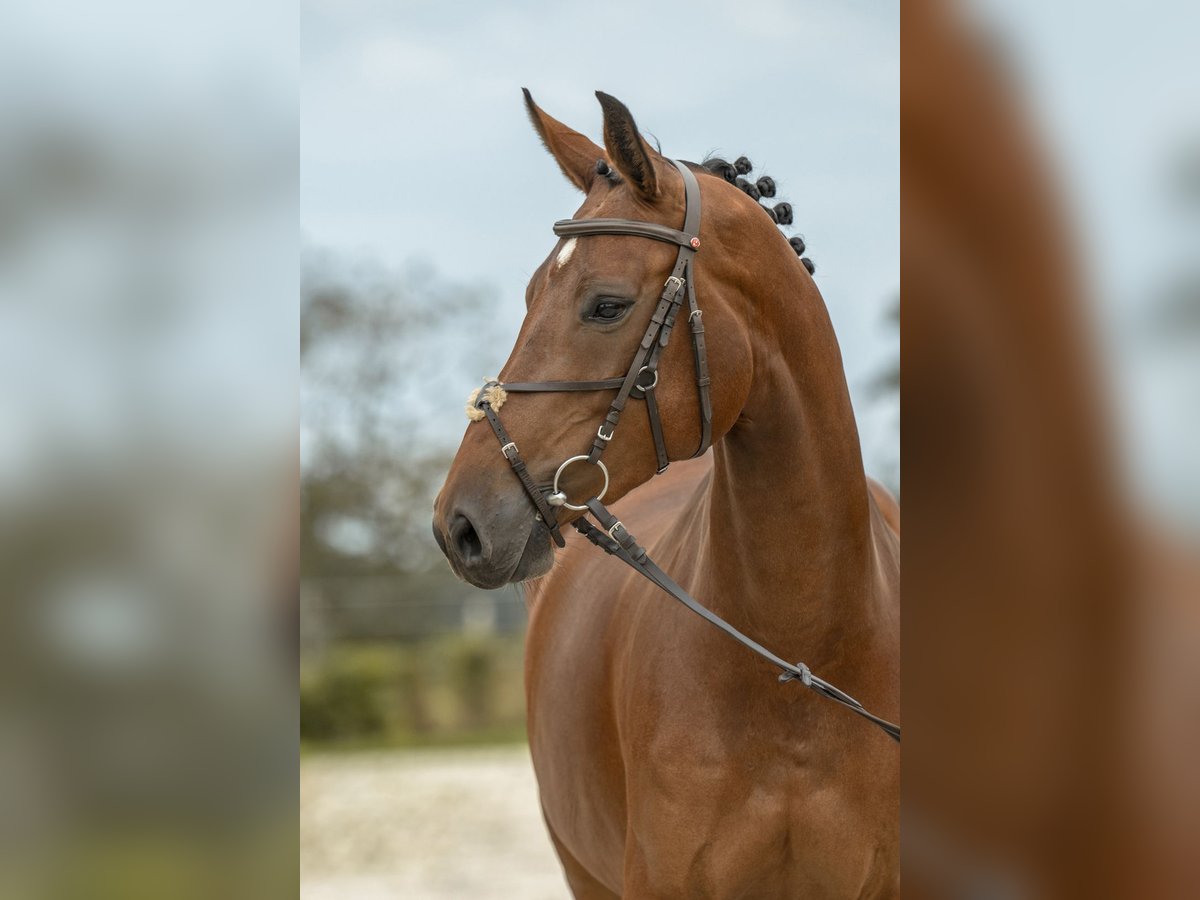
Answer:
[301,573,527,644]
[300,573,529,748]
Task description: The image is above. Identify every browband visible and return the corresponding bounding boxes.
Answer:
[552,218,699,249]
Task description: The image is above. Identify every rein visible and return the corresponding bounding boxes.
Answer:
[471,159,900,743]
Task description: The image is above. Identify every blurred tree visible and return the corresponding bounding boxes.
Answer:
[301,244,497,580]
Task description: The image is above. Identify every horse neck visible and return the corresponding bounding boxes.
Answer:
[703,252,880,665]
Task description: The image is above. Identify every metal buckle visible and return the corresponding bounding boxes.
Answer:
[500,441,518,459]
[689,309,703,322]
[607,520,625,539]
[550,455,610,511]
[597,425,614,442]
[633,366,659,392]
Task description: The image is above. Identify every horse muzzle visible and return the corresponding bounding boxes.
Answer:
[432,491,555,589]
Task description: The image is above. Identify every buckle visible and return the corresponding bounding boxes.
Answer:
[500,441,518,459]
[607,520,626,539]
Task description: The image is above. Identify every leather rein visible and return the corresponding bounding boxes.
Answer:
[471,159,900,743]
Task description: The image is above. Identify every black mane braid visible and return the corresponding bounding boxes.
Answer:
[695,156,815,272]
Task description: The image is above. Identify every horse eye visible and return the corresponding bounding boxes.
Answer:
[588,300,628,322]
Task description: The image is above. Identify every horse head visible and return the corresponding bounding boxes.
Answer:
[434,91,801,588]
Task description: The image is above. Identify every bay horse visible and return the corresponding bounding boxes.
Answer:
[433,90,900,898]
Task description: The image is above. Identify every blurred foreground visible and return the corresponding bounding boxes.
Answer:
[903,1,1200,896]
[0,2,297,897]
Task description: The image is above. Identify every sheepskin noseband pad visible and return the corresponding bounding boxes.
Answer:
[465,379,507,421]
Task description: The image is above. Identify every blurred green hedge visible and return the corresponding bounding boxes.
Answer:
[300,635,527,749]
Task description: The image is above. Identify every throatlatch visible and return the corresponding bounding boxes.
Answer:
[468,159,899,743]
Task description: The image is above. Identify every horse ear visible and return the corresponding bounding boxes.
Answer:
[595,91,659,201]
[523,88,602,193]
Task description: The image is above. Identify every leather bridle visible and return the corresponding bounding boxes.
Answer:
[471,159,900,743]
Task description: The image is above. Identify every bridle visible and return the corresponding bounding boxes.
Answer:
[471,159,900,743]
[473,159,709,548]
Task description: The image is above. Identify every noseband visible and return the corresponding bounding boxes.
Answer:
[469,159,900,743]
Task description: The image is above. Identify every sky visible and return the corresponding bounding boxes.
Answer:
[300,0,901,476]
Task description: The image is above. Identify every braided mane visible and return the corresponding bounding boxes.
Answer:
[692,156,816,275]
[596,151,816,276]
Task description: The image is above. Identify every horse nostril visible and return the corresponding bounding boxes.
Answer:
[451,512,484,564]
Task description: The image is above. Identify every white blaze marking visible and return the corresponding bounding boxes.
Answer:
[555,237,577,269]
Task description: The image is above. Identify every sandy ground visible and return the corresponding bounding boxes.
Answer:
[301,745,569,899]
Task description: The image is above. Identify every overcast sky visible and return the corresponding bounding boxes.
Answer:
[301,0,900,471]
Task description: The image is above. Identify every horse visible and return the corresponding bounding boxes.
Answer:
[433,90,900,898]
